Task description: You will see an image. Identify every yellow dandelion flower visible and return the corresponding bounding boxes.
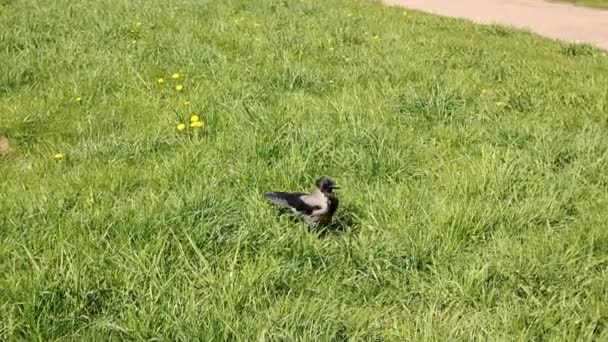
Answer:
[190,121,203,128]
[175,84,184,91]
[172,73,181,80]
[54,153,64,160]
[176,123,186,132]
[402,11,408,16]
[157,78,165,85]
[190,114,200,123]
[75,97,82,102]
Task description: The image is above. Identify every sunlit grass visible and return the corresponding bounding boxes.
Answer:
[1,0,608,340]
[550,0,608,8]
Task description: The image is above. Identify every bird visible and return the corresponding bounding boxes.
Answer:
[263,177,340,226]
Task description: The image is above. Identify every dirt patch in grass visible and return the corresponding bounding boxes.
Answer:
[0,135,10,157]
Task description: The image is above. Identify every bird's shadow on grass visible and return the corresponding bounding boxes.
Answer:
[314,203,363,238]
[270,203,362,237]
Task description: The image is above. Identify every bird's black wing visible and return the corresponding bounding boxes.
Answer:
[264,192,321,215]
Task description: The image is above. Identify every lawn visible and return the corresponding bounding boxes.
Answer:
[1,0,608,340]
[553,0,608,8]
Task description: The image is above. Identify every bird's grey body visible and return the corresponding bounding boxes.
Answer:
[264,177,339,226]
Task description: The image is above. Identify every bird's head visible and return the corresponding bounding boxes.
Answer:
[316,177,339,194]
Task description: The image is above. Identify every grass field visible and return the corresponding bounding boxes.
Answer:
[1,0,608,340]
[553,0,608,8]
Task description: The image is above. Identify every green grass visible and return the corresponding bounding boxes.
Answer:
[552,0,608,8]
[1,0,608,340]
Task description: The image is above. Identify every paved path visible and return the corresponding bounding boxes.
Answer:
[383,0,608,50]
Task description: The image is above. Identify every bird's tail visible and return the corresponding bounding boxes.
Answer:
[263,192,289,207]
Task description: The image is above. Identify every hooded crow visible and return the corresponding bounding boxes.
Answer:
[264,177,340,226]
